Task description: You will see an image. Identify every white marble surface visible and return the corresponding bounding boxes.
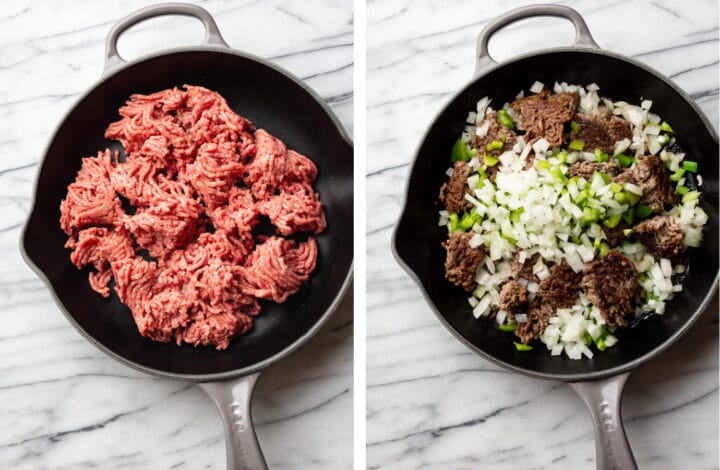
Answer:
[367,0,718,468]
[0,1,353,468]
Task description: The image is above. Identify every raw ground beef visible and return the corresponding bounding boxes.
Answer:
[60,85,326,350]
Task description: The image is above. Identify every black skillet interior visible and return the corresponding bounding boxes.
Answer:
[395,50,719,379]
[23,50,353,377]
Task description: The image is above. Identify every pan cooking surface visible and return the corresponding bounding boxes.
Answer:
[395,50,718,379]
[23,50,353,378]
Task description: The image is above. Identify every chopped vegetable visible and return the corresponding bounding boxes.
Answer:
[486,140,504,151]
[603,214,622,228]
[615,153,635,168]
[683,160,698,173]
[498,108,515,129]
[514,342,533,352]
[571,120,580,133]
[676,185,689,195]
[536,160,551,170]
[670,168,686,181]
[581,207,601,226]
[660,121,674,133]
[448,213,460,232]
[451,138,471,162]
[598,241,611,257]
[499,323,517,332]
[682,191,700,203]
[636,204,653,219]
[551,166,567,183]
[594,148,609,163]
[622,228,633,237]
[657,134,670,146]
[569,139,585,151]
[484,155,499,167]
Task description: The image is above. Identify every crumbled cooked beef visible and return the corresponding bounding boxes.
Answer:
[581,250,639,327]
[471,111,517,157]
[443,232,484,292]
[627,155,677,212]
[510,90,579,147]
[570,113,633,154]
[536,259,582,308]
[439,161,472,213]
[567,160,625,181]
[602,222,630,247]
[498,280,528,312]
[633,215,685,261]
[515,299,554,344]
[512,252,541,282]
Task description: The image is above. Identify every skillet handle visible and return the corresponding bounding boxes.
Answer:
[475,4,599,77]
[103,2,230,77]
[569,372,638,470]
[199,372,268,470]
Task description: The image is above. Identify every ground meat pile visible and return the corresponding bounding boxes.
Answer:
[60,85,326,350]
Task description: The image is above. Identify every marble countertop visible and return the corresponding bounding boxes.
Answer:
[367,0,718,468]
[0,1,353,469]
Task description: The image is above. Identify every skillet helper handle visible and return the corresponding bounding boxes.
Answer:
[103,2,229,77]
[569,372,638,470]
[199,372,268,470]
[474,4,599,76]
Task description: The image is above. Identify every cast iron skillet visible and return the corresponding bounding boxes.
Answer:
[393,4,718,469]
[20,4,353,469]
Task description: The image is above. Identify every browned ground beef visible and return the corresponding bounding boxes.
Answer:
[602,222,630,247]
[511,252,541,282]
[443,232,484,292]
[567,160,625,181]
[626,155,677,212]
[439,161,472,213]
[515,300,554,344]
[570,113,633,154]
[581,250,639,327]
[536,260,582,308]
[510,90,579,147]
[633,215,685,261]
[472,110,517,155]
[497,280,528,312]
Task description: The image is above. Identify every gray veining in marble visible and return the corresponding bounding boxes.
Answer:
[367,0,718,468]
[0,1,353,468]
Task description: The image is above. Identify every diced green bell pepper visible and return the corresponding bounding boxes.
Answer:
[498,109,515,130]
[498,323,517,332]
[581,207,601,226]
[636,204,653,219]
[569,139,585,151]
[683,160,698,173]
[594,148,609,163]
[676,185,689,196]
[615,153,635,168]
[603,214,623,228]
[660,121,674,133]
[486,140,504,151]
[451,138,471,162]
[514,342,533,351]
[670,168,686,181]
[483,155,499,167]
